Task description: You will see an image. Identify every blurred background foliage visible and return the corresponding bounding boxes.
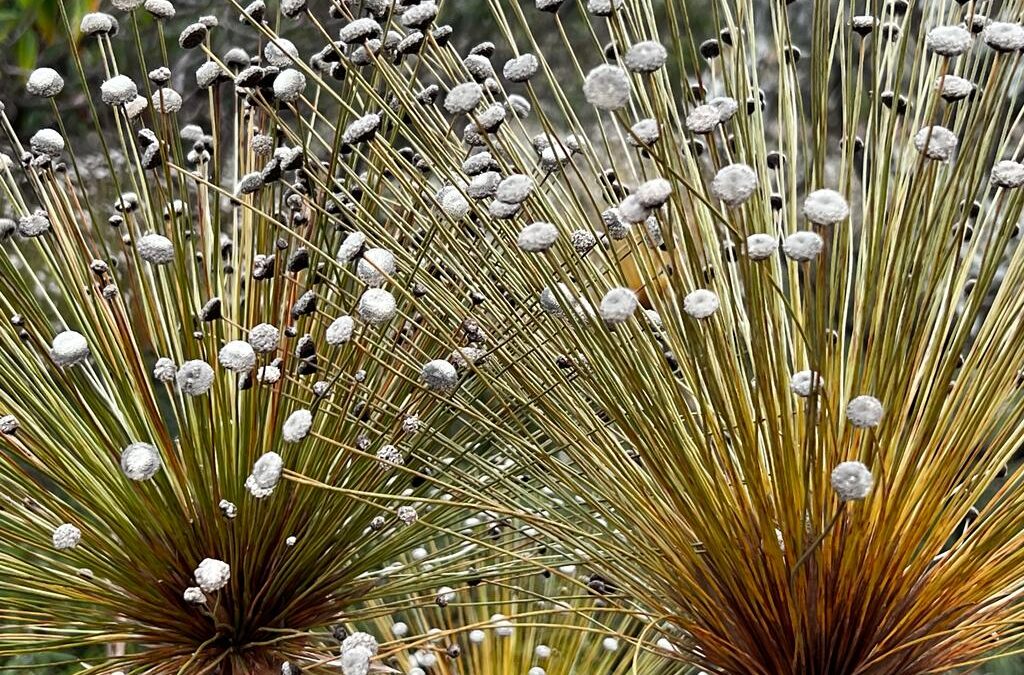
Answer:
[0,0,1020,673]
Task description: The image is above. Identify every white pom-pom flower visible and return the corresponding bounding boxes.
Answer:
[783,231,824,262]
[683,289,720,319]
[326,316,355,345]
[746,233,778,260]
[925,25,972,57]
[421,360,458,391]
[151,87,183,113]
[624,40,668,73]
[983,22,1024,53]
[599,287,638,325]
[282,409,313,443]
[51,331,90,367]
[710,164,758,207]
[790,370,824,397]
[153,357,177,382]
[52,523,82,550]
[830,461,874,501]
[120,442,162,480]
[176,360,214,396]
[518,221,559,252]
[913,126,958,162]
[272,68,306,102]
[264,38,299,67]
[193,558,231,593]
[356,248,396,287]
[248,323,280,353]
[100,75,138,105]
[339,646,372,675]
[992,160,1024,189]
[27,68,64,98]
[846,395,884,428]
[803,189,850,225]
[183,587,207,604]
[218,341,256,373]
[358,288,397,325]
[444,82,483,115]
[583,64,630,110]
[246,451,283,498]
[137,233,175,264]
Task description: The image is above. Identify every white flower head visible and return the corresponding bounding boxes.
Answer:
[926,25,972,57]
[272,68,306,102]
[100,75,138,105]
[282,409,313,443]
[51,331,90,367]
[264,38,299,67]
[710,164,758,207]
[685,104,721,134]
[846,395,884,428]
[137,233,175,265]
[518,221,559,252]
[421,359,458,391]
[914,126,958,162]
[983,22,1024,53]
[339,646,372,675]
[599,287,638,325]
[27,68,64,98]
[683,289,720,319]
[183,586,207,604]
[30,128,64,157]
[151,87,182,113]
[397,505,418,524]
[356,248,396,287]
[496,174,534,204]
[637,178,672,208]
[256,365,281,385]
[341,631,379,656]
[746,233,778,260]
[503,53,539,82]
[337,231,367,263]
[583,64,631,110]
[803,189,850,225]
[52,523,81,550]
[992,160,1024,189]
[326,316,355,345]
[783,231,824,262]
[121,442,162,480]
[218,341,256,373]
[624,40,668,73]
[176,360,214,396]
[444,82,483,115]
[830,461,874,501]
[193,558,231,593]
[247,451,283,498]
[358,288,397,325]
[153,357,177,382]
[790,370,824,397]
[248,323,280,353]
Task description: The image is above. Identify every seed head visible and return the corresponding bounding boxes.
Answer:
[803,189,850,225]
[339,646,371,675]
[401,1,438,29]
[340,18,382,44]
[376,444,404,465]
[100,75,138,105]
[358,288,397,325]
[176,360,214,396]
[444,82,483,115]
[120,442,162,481]
[982,22,1024,52]
[783,231,824,262]
[338,231,367,264]
[143,0,175,19]
[193,558,231,593]
[356,248,396,287]
[830,461,874,501]
[246,324,279,353]
[218,341,256,373]
[52,523,82,550]
[51,331,90,367]
[80,12,117,36]
[397,505,419,524]
[247,452,283,498]
[137,233,175,264]
[421,359,458,391]
[936,74,974,101]
[503,53,539,82]
[926,25,972,56]
[183,587,207,604]
[637,178,672,208]
[790,370,823,397]
[746,233,778,260]
[342,113,381,145]
[583,64,631,110]
[283,409,313,443]
[272,68,306,101]
[153,357,177,382]
[914,126,958,161]
[256,365,281,384]
[18,212,50,238]
[518,221,559,252]
[599,287,638,325]
[495,174,534,204]
[27,68,64,98]
[847,395,884,428]
[992,160,1024,189]
[683,289,720,319]
[710,164,758,207]
[629,118,660,146]
[686,104,721,134]
[264,38,299,67]
[30,128,64,158]
[625,40,668,72]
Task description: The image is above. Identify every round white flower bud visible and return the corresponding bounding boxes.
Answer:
[683,289,720,319]
[830,461,874,501]
[356,248,396,287]
[391,622,409,637]
[803,189,850,225]
[264,38,299,67]
[272,68,306,102]
[358,288,397,324]
[914,126,957,162]
[183,586,207,604]
[783,231,824,262]
[624,40,668,73]
[710,164,758,207]
[583,64,631,110]
[599,287,638,325]
[30,128,64,157]
[503,53,539,82]
[602,637,619,651]
[492,613,514,637]
[790,370,823,397]
[194,558,231,592]
[151,87,183,113]
[686,104,721,134]
[469,629,485,643]
[340,646,372,675]
[247,451,283,499]
[936,74,974,101]
[421,359,458,391]
[496,174,534,204]
[535,645,551,659]
[218,341,256,373]
[100,75,138,105]
[52,523,81,550]
[282,409,312,443]
[143,0,175,19]
[153,357,177,382]
[137,233,175,264]
[992,160,1024,189]
[636,178,672,208]
[176,360,214,396]
[846,395,883,428]
[51,331,90,367]
[326,316,355,345]
[341,631,379,656]
[746,233,778,260]
[926,25,972,57]
[248,323,279,353]
[27,68,64,98]
[444,82,483,115]
[256,365,281,385]
[121,442,162,480]
[337,231,367,264]
[397,505,418,524]
[983,22,1024,53]
[518,221,558,252]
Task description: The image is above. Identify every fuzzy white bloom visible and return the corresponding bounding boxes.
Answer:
[339,646,372,675]
[709,96,739,122]
[391,622,409,637]
[272,68,306,102]
[80,12,117,35]
[535,645,552,659]
[121,442,162,480]
[830,461,874,501]
[153,357,177,382]
[219,499,237,519]
[125,95,148,118]
[503,53,539,82]
[256,365,281,384]
[0,415,19,435]
[600,287,638,325]
[441,189,471,218]
[112,0,144,9]
[528,668,546,675]
[913,126,958,162]
[992,160,1024,189]
[496,174,534,204]
[358,288,397,325]
[469,629,486,644]
[637,178,672,208]
[376,444,403,465]
[397,505,418,524]
[143,0,174,19]
[247,451,283,499]
[846,395,884,428]
[337,231,367,263]
[783,231,824,262]
[341,632,379,656]
[685,104,721,134]
[790,370,824,397]
[183,586,207,604]
[342,113,381,145]
[629,117,660,147]
[30,128,64,157]
[803,189,850,225]
[683,289,720,319]
[625,40,668,73]
[17,213,50,237]
[746,233,778,260]
[925,25,972,57]
[100,75,138,105]
[936,74,974,101]
[414,650,438,668]
[583,64,630,110]
[151,87,182,113]
[52,523,81,550]
[983,22,1024,52]
[248,323,279,353]
[137,233,175,264]
[176,360,214,396]
[326,316,355,345]
[194,558,231,593]
[27,68,64,98]
[603,637,619,651]
[444,82,483,115]
[421,359,458,391]
[518,221,559,252]
[282,409,313,443]
[356,248,396,287]
[710,164,758,207]
[492,613,514,637]
[218,341,256,373]
[264,38,299,67]
[51,331,90,367]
